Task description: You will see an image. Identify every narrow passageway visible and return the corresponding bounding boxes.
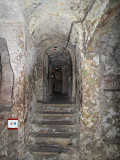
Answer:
[0,0,120,160]
[43,47,73,104]
[26,46,79,159]
[52,67,62,93]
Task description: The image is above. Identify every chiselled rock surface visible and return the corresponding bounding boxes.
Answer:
[0,0,120,160]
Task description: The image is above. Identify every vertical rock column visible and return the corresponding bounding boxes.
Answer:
[0,23,25,159]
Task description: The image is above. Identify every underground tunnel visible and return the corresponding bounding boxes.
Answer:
[0,0,120,160]
[43,46,73,104]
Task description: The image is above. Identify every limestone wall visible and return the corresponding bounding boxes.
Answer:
[74,1,120,159]
[96,2,120,159]
[0,38,13,105]
[0,0,120,159]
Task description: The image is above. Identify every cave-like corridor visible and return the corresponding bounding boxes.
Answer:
[0,0,120,160]
[43,47,73,104]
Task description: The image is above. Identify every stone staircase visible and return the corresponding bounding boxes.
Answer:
[25,103,79,160]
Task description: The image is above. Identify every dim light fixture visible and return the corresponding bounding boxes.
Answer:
[53,47,58,51]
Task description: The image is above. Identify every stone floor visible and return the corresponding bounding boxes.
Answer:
[48,93,72,104]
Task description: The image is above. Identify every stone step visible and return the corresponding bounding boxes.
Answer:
[36,111,75,114]
[36,104,75,113]
[25,145,67,153]
[32,152,79,160]
[26,103,78,159]
[31,120,75,125]
[32,114,75,122]
[37,103,74,107]
[31,124,76,133]
[28,132,77,138]
[32,153,58,160]
[26,136,75,147]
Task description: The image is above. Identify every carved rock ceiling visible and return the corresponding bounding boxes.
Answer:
[23,0,94,44]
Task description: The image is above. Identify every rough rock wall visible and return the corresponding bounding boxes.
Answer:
[24,36,37,140]
[0,53,1,88]
[0,37,13,105]
[0,23,25,159]
[0,0,25,158]
[96,2,120,159]
[76,27,102,160]
[74,1,120,159]
[43,53,49,102]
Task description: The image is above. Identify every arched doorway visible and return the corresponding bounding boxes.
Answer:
[43,46,73,103]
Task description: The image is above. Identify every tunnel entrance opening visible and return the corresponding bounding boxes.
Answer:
[43,47,72,104]
[52,67,62,93]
